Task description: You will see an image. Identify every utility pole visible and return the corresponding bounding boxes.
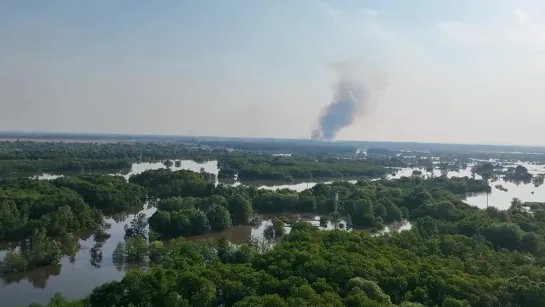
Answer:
[485,177,489,208]
[332,192,340,229]
[334,192,339,214]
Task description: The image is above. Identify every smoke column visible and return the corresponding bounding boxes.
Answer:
[311,78,367,141]
[311,61,385,141]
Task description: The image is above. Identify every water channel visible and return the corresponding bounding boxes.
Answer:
[2,159,545,306]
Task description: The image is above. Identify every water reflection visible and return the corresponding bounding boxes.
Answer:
[187,216,412,244]
[0,205,157,307]
[387,162,545,210]
[0,207,412,306]
[89,241,104,268]
[188,224,253,245]
[462,178,545,210]
[0,264,61,289]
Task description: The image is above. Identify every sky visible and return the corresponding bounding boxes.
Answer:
[1,0,545,145]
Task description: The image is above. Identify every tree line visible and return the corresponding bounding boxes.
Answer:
[0,141,219,176]
[0,141,398,183]
[217,156,389,181]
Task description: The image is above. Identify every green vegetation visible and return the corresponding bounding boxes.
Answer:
[0,141,217,177]
[379,175,491,195]
[0,230,78,274]
[504,165,533,181]
[3,140,545,306]
[139,169,491,236]
[30,169,545,306]
[0,167,493,275]
[218,156,388,181]
[0,141,393,183]
[472,162,538,184]
[52,174,147,213]
[0,175,145,274]
[31,210,545,306]
[148,196,235,238]
[129,168,216,199]
[0,178,103,241]
[0,174,146,241]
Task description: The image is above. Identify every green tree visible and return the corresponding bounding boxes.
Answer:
[228,195,253,225]
[207,205,232,231]
[441,297,466,307]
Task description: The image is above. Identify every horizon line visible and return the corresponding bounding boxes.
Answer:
[0,130,544,149]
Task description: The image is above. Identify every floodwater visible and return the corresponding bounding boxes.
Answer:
[34,159,545,211]
[0,205,410,306]
[2,159,545,305]
[387,163,545,210]
[462,162,545,210]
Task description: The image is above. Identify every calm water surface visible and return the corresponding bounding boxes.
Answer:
[0,207,410,306]
[3,159,545,306]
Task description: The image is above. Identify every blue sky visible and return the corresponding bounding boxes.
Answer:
[2,1,545,145]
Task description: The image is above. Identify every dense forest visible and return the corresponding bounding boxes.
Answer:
[0,166,491,273]
[6,131,545,155]
[6,140,542,184]
[217,156,388,181]
[0,141,217,176]
[2,140,545,306]
[0,141,392,182]
[0,174,146,241]
[5,166,544,306]
[28,195,545,306]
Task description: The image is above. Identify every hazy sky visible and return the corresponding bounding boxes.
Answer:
[2,1,545,145]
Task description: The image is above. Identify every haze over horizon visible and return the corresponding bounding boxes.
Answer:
[2,1,545,146]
